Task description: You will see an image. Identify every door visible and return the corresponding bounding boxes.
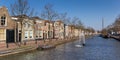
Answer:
[43,33,47,39]
[6,29,15,43]
[19,33,21,42]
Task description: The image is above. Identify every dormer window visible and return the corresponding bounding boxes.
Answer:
[1,16,6,26]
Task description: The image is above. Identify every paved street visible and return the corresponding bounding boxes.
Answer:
[0,36,120,60]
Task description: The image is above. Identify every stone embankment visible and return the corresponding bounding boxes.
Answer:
[0,37,79,56]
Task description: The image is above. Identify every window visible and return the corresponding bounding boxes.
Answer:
[1,16,6,26]
[36,36,38,38]
[0,29,5,40]
[39,31,42,37]
[28,24,30,28]
[19,30,21,33]
[29,31,33,38]
[44,23,46,26]
[48,31,52,38]
[36,30,39,38]
[25,31,28,38]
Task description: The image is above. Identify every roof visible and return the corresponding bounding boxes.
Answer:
[68,25,75,27]
[0,6,9,14]
[30,17,43,20]
[56,20,63,23]
[43,20,54,23]
[11,15,29,19]
[0,6,7,9]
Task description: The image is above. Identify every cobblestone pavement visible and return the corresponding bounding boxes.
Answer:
[0,36,120,60]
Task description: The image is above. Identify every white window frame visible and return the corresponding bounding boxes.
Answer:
[1,16,6,26]
[29,30,33,38]
[39,31,42,38]
[25,31,29,39]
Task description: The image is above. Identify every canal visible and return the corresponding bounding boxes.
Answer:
[0,36,120,60]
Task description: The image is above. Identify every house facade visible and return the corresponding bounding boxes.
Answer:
[43,20,53,39]
[65,25,71,38]
[35,19,54,39]
[54,20,65,39]
[34,17,43,39]
[22,18,34,41]
[12,15,34,42]
[65,25,76,38]
[0,6,15,43]
[74,28,79,37]
[71,25,75,37]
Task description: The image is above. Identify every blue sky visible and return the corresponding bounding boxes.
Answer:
[0,0,120,30]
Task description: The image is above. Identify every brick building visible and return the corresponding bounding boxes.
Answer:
[54,20,65,39]
[12,15,35,42]
[0,6,15,43]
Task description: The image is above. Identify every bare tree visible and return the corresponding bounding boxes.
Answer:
[40,3,59,41]
[29,8,38,17]
[70,17,84,30]
[11,0,29,16]
[71,17,79,25]
[107,16,120,32]
[86,27,95,33]
[40,4,58,21]
[57,12,70,24]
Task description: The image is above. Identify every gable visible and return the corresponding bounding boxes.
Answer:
[0,6,15,29]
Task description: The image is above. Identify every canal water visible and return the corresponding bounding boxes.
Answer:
[0,36,120,60]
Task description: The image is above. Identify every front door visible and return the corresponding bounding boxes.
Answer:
[43,33,47,39]
[19,33,21,42]
[6,29,15,43]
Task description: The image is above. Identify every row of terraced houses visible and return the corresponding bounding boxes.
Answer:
[0,6,81,44]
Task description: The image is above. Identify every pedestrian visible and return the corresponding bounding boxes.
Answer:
[79,31,86,46]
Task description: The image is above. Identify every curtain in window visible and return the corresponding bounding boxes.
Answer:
[25,31,28,38]
[0,29,5,40]
[29,31,33,38]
